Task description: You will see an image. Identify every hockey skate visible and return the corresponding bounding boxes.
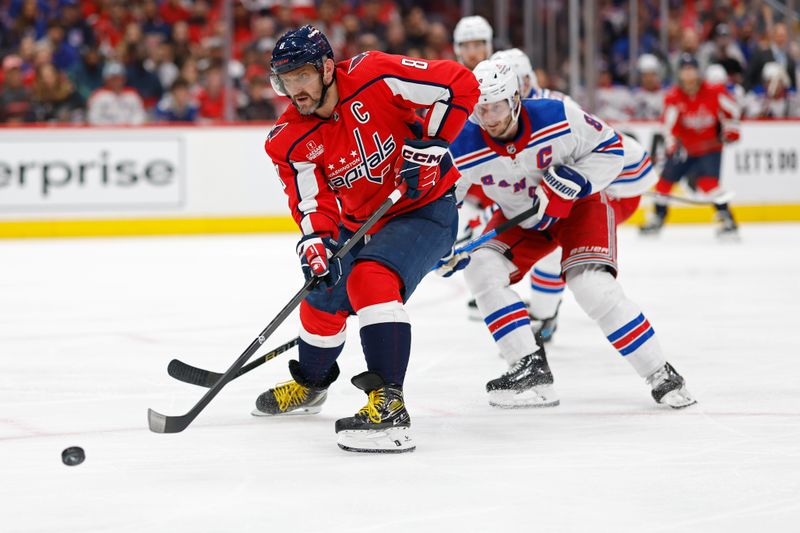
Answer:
[646,362,697,409]
[714,210,740,241]
[639,212,665,236]
[252,360,338,417]
[486,347,559,408]
[335,372,415,453]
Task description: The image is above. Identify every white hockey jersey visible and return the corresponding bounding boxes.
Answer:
[528,90,656,199]
[451,98,624,229]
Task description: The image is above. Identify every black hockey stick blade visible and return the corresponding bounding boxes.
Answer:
[147,186,405,434]
[167,337,300,388]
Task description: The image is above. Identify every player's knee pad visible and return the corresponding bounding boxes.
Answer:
[299,300,348,348]
[347,260,402,312]
[565,265,625,321]
[464,248,515,298]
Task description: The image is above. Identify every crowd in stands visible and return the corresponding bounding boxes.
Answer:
[1,0,799,125]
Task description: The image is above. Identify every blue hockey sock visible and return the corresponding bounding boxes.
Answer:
[297,339,344,385]
[360,322,412,386]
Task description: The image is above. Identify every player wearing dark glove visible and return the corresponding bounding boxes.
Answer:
[296,234,343,288]
[532,165,591,231]
[395,138,450,199]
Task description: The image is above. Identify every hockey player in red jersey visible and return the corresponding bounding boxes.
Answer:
[641,54,741,238]
[254,26,479,453]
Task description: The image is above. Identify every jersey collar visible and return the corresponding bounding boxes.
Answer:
[480,108,531,159]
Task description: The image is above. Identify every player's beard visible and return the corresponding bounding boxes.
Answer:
[291,91,322,115]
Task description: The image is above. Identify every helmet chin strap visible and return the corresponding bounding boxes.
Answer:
[313,66,335,112]
[495,97,522,140]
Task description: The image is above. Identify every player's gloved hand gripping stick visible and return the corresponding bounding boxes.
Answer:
[148,184,408,434]
[435,196,541,277]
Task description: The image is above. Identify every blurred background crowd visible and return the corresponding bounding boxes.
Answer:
[1,0,798,125]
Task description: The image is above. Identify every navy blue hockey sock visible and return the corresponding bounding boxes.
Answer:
[360,322,412,386]
[297,339,344,385]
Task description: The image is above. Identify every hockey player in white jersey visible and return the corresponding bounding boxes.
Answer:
[453,15,493,70]
[488,49,659,343]
[441,60,696,410]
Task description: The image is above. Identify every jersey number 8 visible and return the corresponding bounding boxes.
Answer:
[401,58,429,70]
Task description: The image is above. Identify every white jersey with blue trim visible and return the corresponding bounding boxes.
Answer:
[527,89,657,199]
[451,98,624,229]
[605,133,657,199]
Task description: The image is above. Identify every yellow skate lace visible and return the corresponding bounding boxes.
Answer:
[358,388,386,424]
[272,381,309,412]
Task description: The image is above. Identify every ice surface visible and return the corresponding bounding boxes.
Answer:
[1,224,799,532]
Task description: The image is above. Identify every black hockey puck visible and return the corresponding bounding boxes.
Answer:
[62,446,85,466]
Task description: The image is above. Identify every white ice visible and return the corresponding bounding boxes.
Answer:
[1,223,799,533]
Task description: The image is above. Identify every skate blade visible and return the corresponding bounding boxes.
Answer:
[488,384,560,408]
[336,426,416,453]
[250,405,323,417]
[659,389,698,410]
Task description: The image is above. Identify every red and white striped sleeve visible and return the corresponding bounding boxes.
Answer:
[265,126,340,239]
[369,52,480,143]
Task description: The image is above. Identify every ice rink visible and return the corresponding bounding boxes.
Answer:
[2,222,799,533]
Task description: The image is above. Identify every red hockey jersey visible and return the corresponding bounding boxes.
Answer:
[662,81,740,157]
[265,51,480,238]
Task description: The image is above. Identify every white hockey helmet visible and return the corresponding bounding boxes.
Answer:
[454,15,493,49]
[491,48,540,95]
[704,63,728,85]
[472,59,521,126]
[637,53,662,75]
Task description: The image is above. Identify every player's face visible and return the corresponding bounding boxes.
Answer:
[458,40,489,70]
[678,66,700,95]
[475,100,513,138]
[279,64,324,115]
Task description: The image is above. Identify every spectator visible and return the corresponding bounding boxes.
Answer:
[197,66,227,120]
[159,0,191,26]
[141,0,172,41]
[145,41,180,91]
[61,1,95,52]
[746,23,797,90]
[632,53,665,119]
[744,62,800,118]
[69,47,105,102]
[669,27,701,79]
[238,75,277,121]
[86,61,146,125]
[0,55,33,123]
[30,62,83,122]
[154,78,199,122]
[40,20,81,72]
[8,0,48,45]
[698,23,746,85]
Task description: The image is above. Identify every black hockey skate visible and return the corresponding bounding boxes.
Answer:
[335,372,415,453]
[646,362,697,409]
[714,209,740,241]
[252,360,338,417]
[639,212,665,235]
[486,347,559,408]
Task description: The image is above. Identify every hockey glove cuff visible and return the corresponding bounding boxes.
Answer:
[296,234,343,288]
[532,165,590,231]
[395,138,449,199]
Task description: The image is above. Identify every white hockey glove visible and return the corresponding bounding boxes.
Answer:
[435,247,471,278]
[532,165,590,231]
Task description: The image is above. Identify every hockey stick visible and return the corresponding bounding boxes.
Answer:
[167,337,300,388]
[646,190,735,206]
[148,185,407,434]
[434,200,540,270]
